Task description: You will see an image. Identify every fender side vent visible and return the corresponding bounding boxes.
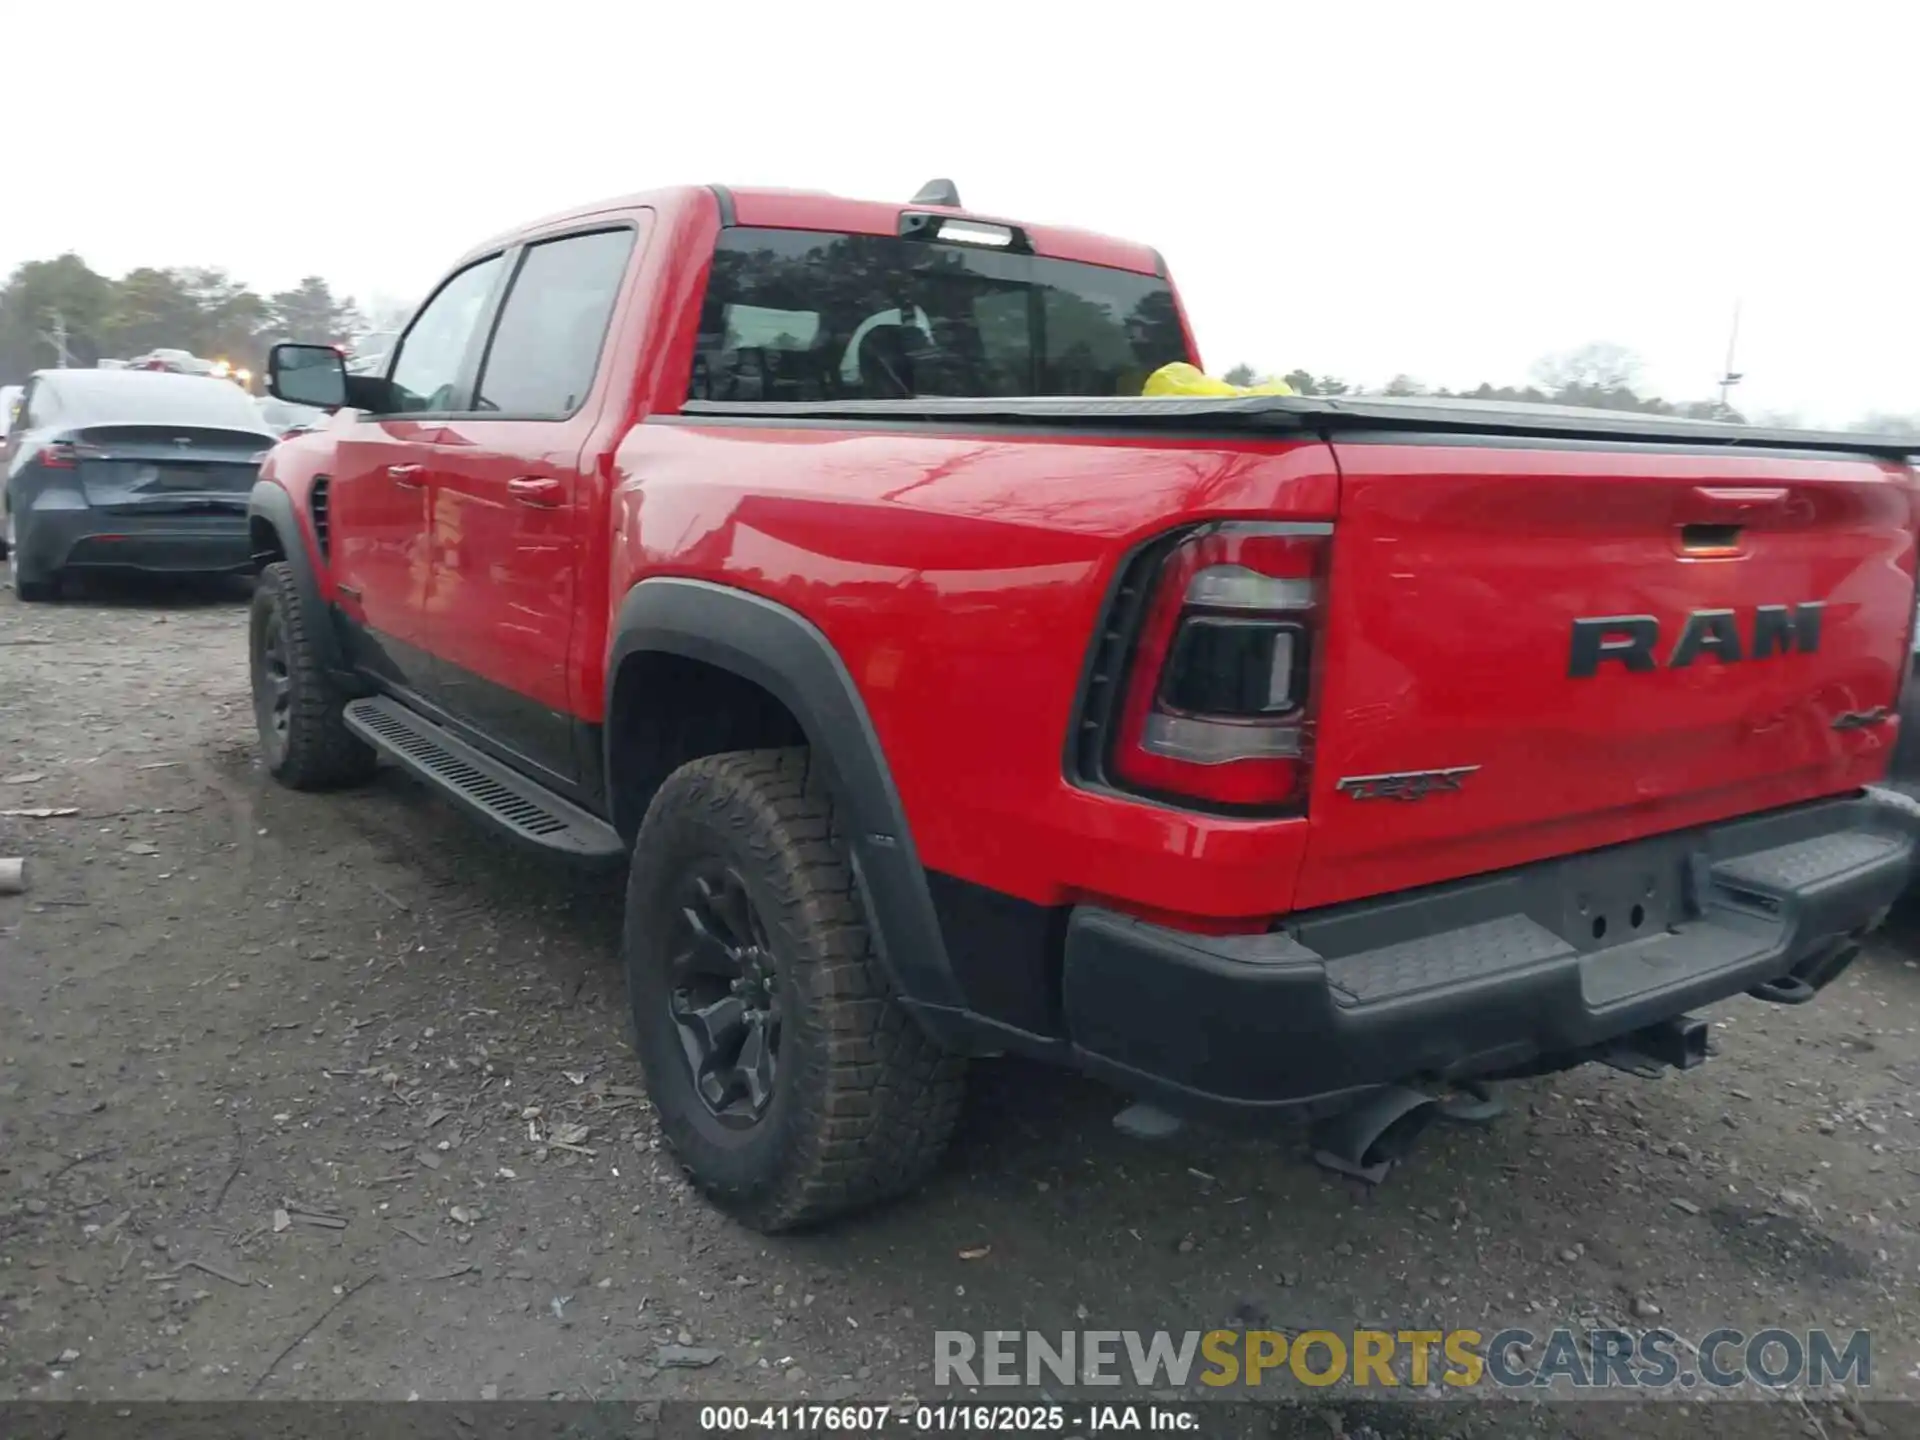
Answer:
[310,477,331,560]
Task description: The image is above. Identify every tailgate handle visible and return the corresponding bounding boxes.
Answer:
[1677,487,1789,556]
[1680,486,1789,522]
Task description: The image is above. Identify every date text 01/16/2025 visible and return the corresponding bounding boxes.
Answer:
[699,1404,1196,1432]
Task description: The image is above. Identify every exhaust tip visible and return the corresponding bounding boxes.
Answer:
[1362,1100,1440,1167]
[1311,1086,1441,1183]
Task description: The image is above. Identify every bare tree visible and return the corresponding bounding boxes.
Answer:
[1282,369,1349,396]
[1531,342,1640,395]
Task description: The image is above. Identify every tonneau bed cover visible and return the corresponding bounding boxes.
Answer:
[679,394,1920,460]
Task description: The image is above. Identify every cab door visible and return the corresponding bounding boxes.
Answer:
[425,222,644,787]
[327,253,507,695]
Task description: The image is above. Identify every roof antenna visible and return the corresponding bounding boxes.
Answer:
[910,178,962,208]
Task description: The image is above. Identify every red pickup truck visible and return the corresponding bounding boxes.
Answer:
[250,179,1920,1230]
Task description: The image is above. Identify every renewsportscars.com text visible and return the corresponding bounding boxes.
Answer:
[934,1327,1871,1391]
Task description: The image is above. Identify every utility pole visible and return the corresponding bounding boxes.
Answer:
[1716,300,1743,417]
[38,310,73,368]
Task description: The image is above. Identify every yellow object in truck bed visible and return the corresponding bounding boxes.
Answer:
[1142,362,1295,397]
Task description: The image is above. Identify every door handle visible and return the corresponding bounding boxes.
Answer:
[507,476,565,508]
[386,463,425,488]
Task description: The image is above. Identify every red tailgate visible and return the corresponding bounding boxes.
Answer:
[1292,441,1917,911]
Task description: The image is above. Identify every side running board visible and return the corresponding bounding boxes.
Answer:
[343,696,624,862]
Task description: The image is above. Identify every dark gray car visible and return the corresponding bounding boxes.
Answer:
[1,369,275,600]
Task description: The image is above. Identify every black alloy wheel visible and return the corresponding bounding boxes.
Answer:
[667,862,782,1126]
[254,603,294,763]
[247,561,377,789]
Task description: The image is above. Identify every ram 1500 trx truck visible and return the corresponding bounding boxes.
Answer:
[249,179,1920,1230]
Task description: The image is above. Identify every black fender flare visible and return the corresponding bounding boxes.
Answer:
[1893,648,1920,785]
[605,577,966,1018]
[248,479,348,679]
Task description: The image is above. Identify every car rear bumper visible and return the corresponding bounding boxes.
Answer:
[26,506,250,575]
[1061,790,1916,1120]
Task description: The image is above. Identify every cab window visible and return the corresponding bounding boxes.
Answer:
[473,228,636,417]
[385,256,505,414]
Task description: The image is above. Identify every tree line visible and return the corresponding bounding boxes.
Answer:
[1224,342,1918,434]
[6,255,1912,438]
[0,252,402,386]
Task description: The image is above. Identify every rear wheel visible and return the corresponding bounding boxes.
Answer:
[624,748,965,1232]
[249,561,377,789]
[5,508,59,602]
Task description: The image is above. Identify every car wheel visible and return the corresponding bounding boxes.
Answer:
[6,508,59,601]
[624,747,965,1232]
[249,561,377,789]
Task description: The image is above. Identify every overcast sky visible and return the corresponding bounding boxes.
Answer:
[8,3,1913,424]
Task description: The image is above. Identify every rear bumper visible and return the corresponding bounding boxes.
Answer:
[24,505,250,575]
[1062,791,1917,1120]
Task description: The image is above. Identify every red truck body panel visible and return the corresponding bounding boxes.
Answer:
[1296,443,1915,909]
[245,177,1920,1150]
[722,189,1172,279]
[260,181,1918,937]
[605,423,1339,918]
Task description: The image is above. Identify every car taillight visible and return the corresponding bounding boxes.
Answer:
[39,440,104,469]
[1109,520,1330,811]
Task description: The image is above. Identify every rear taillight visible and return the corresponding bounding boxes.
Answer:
[1109,520,1330,810]
[38,440,104,469]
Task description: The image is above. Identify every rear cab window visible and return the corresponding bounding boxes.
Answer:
[689,227,1191,402]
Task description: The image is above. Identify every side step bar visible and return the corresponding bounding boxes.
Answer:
[343,696,624,862]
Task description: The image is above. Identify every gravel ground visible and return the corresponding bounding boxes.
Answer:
[3,572,1919,1438]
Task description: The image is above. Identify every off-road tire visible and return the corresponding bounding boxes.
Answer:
[250,561,377,790]
[625,747,966,1231]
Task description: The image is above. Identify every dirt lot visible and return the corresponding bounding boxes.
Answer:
[3,573,1919,1435]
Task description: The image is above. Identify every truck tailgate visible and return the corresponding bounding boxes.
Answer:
[1293,442,1917,911]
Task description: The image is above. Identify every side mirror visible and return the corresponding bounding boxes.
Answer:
[268,343,347,410]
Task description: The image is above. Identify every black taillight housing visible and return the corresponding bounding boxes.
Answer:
[1161,616,1304,717]
[1101,520,1331,811]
